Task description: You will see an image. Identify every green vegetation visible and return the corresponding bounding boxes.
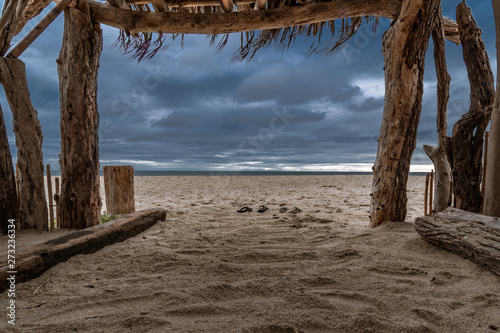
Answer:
[100,212,118,223]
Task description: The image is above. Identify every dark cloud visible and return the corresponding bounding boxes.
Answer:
[0,3,495,171]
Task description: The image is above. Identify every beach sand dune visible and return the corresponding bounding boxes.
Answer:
[1,175,499,332]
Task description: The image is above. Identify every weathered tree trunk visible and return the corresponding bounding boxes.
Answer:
[57,3,103,229]
[448,3,494,214]
[369,0,440,227]
[423,3,451,213]
[484,0,500,218]
[0,103,18,233]
[103,165,135,215]
[415,207,500,276]
[423,145,451,212]
[0,57,48,230]
[0,208,167,293]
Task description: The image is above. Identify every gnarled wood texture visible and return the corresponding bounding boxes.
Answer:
[424,4,451,214]
[369,0,440,227]
[0,57,48,230]
[57,3,103,229]
[415,207,500,276]
[449,3,494,213]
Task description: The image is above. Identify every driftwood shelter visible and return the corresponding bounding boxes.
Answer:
[0,0,499,260]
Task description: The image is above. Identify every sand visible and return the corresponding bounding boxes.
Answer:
[1,175,500,332]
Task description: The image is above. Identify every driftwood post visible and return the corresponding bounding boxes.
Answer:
[424,173,430,216]
[0,103,18,233]
[46,164,54,230]
[370,0,440,227]
[0,57,48,229]
[484,0,500,218]
[482,131,489,200]
[448,3,494,213]
[55,176,60,228]
[423,2,451,213]
[429,170,434,214]
[57,2,103,229]
[103,165,135,215]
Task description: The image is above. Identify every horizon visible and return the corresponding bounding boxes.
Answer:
[0,2,494,172]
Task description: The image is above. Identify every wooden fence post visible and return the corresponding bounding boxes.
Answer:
[103,165,135,215]
[429,170,434,214]
[55,176,60,228]
[425,173,430,216]
[483,131,489,201]
[46,164,54,230]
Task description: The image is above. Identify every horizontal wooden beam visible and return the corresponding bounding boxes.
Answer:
[125,0,255,8]
[7,0,73,58]
[87,0,461,44]
[0,208,167,294]
[87,0,403,35]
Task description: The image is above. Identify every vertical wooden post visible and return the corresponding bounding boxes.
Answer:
[482,131,489,200]
[429,170,434,214]
[0,57,48,229]
[450,3,494,213]
[46,164,54,230]
[57,3,103,229]
[103,165,135,215]
[54,176,60,228]
[484,0,500,218]
[15,162,20,207]
[424,173,430,216]
[369,0,440,227]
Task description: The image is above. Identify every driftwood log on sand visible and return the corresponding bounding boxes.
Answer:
[0,208,166,293]
[415,207,500,276]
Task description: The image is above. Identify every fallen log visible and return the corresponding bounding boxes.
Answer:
[0,208,166,294]
[415,207,500,276]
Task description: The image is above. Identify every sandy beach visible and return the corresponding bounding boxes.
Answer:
[1,175,499,332]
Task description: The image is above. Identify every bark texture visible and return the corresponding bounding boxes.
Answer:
[0,208,167,293]
[87,0,459,44]
[57,3,103,229]
[0,57,48,229]
[103,165,135,215]
[423,145,450,213]
[424,4,451,213]
[484,0,500,217]
[449,3,494,213]
[415,207,500,276]
[369,0,440,227]
[0,103,18,233]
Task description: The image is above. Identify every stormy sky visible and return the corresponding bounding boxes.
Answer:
[0,1,496,172]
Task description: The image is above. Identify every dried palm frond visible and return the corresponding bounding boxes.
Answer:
[112,0,380,62]
[228,15,379,61]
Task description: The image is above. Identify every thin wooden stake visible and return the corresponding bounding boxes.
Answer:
[15,162,20,206]
[46,164,54,230]
[429,170,434,214]
[55,177,60,228]
[6,0,73,58]
[482,131,489,200]
[424,173,430,216]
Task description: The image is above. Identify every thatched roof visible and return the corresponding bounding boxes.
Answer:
[1,0,460,61]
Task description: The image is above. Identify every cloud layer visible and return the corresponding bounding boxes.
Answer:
[0,3,495,171]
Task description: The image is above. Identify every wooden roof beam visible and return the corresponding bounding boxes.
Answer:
[125,0,256,8]
[87,0,402,34]
[87,0,460,44]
